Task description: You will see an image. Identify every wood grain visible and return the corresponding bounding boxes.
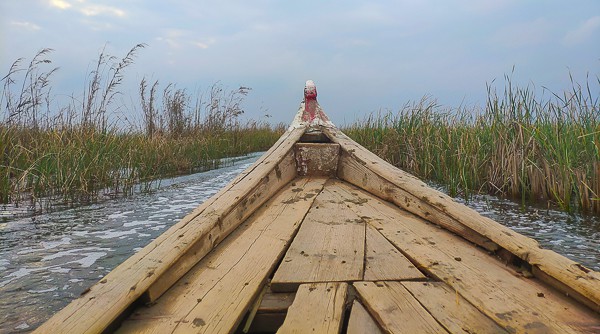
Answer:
[347,300,383,334]
[326,126,600,312]
[334,181,600,333]
[271,180,365,292]
[277,282,348,334]
[354,281,447,334]
[364,223,425,281]
[116,177,326,334]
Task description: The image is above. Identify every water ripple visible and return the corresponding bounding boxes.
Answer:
[0,152,261,333]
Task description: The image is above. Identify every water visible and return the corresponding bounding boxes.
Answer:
[0,152,598,333]
[455,192,600,272]
[0,153,262,333]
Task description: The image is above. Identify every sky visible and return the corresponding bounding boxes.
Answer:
[1,0,599,125]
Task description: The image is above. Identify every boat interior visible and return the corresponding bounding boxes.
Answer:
[109,127,600,334]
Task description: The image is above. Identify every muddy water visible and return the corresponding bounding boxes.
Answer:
[0,152,598,332]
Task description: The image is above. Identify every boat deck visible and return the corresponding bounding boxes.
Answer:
[115,177,600,334]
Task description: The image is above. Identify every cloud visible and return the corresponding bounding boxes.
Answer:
[10,21,41,31]
[49,0,71,10]
[563,16,600,46]
[79,5,125,17]
[47,0,125,18]
[156,29,215,50]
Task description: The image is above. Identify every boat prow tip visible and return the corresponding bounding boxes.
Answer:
[292,80,334,129]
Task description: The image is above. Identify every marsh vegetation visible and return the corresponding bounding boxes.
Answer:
[2,46,598,215]
[1,46,283,209]
[345,76,600,215]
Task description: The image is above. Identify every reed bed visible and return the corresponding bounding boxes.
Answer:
[1,47,283,209]
[344,77,600,215]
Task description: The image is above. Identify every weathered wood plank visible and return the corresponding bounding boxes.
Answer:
[277,282,348,334]
[334,181,600,333]
[34,127,306,334]
[347,300,383,334]
[337,146,498,252]
[294,143,340,176]
[271,180,365,292]
[145,150,298,302]
[364,223,425,281]
[326,127,600,312]
[354,281,448,334]
[115,177,326,334]
[258,290,295,314]
[402,281,508,334]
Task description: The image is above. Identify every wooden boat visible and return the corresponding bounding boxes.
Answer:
[35,81,600,333]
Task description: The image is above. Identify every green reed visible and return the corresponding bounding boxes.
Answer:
[344,76,600,215]
[1,47,283,209]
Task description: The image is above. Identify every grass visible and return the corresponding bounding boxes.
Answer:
[344,75,600,215]
[1,46,283,210]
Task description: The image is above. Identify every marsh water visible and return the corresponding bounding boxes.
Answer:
[1,152,599,333]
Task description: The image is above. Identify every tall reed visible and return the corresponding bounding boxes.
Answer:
[344,76,600,214]
[1,47,283,210]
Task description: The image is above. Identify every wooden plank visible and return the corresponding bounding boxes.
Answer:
[337,146,498,252]
[354,281,448,334]
[277,282,348,334]
[247,289,295,332]
[402,282,508,334]
[116,177,327,334]
[326,127,600,311]
[294,143,339,176]
[364,224,425,281]
[271,180,365,292]
[333,181,600,333]
[258,290,295,314]
[145,150,298,302]
[347,300,383,334]
[34,126,307,334]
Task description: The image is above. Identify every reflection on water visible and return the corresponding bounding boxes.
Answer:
[0,153,262,333]
[0,152,599,332]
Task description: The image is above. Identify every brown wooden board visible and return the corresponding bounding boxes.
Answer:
[257,290,296,314]
[347,300,383,334]
[115,177,326,334]
[364,223,425,281]
[277,282,348,334]
[294,142,340,176]
[354,281,448,333]
[326,126,600,312]
[271,180,365,292]
[402,281,508,334]
[145,150,298,302]
[333,181,600,333]
[34,126,307,334]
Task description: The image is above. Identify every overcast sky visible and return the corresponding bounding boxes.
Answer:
[2,0,599,124]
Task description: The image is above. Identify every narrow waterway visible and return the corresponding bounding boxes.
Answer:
[0,152,598,333]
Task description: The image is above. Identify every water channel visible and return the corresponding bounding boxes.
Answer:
[1,152,598,333]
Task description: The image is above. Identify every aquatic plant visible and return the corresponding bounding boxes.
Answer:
[344,75,600,215]
[0,47,283,209]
